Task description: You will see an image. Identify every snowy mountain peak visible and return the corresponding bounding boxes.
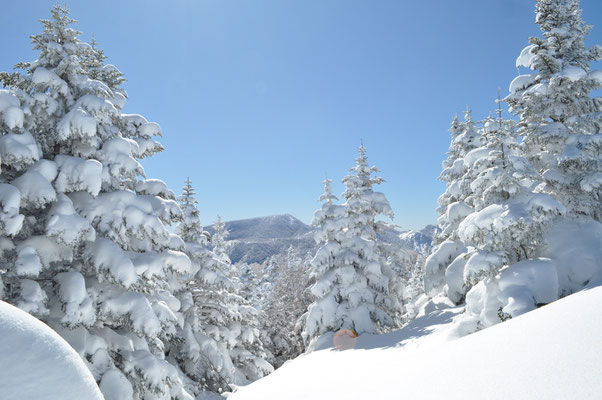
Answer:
[207,214,312,241]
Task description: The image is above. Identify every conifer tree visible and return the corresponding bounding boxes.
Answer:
[436,108,484,242]
[506,0,602,220]
[302,147,403,341]
[173,179,273,391]
[456,99,564,297]
[0,5,192,399]
[212,215,229,261]
[238,262,261,306]
[425,109,483,297]
[263,248,313,368]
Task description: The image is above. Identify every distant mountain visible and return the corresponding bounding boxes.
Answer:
[399,224,439,253]
[205,214,316,264]
[206,214,436,265]
[207,214,312,241]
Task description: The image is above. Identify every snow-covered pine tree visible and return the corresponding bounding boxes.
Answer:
[211,215,229,262]
[401,252,427,321]
[451,98,564,307]
[173,179,273,391]
[258,255,279,310]
[238,262,261,306]
[0,5,193,399]
[302,147,403,342]
[506,0,602,221]
[171,178,232,395]
[263,247,313,368]
[424,108,483,297]
[175,177,210,246]
[80,35,126,91]
[299,173,345,342]
[436,108,483,241]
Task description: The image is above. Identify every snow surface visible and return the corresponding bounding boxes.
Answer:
[0,300,104,400]
[509,73,537,93]
[229,287,602,400]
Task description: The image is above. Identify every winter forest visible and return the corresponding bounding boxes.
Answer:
[0,1,601,399]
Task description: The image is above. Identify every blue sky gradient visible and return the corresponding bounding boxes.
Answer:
[1,0,601,229]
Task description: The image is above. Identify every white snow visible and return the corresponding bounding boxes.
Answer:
[57,107,98,140]
[515,44,536,69]
[99,369,133,400]
[509,73,537,93]
[46,193,95,245]
[557,66,587,82]
[0,131,40,170]
[0,300,103,400]
[86,238,137,287]
[12,170,57,208]
[498,258,559,315]
[0,183,24,236]
[0,90,24,129]
[31,67,70,97]
[54,154,103,196]
[229,286,602,400]
[588,69,602,86]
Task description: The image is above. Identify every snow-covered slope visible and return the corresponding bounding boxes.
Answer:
[229,286,602,400]
[0,300,104,400]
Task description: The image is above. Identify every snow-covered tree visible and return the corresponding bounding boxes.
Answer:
[452,100,565,304]
[263,248,313,368]
[238,262,261,306]
[446,0,602,333]
[170,179,230,395]
[175,178,210,246]
[425,109,483,297]
[258,255,280,310]
[0,5,192,399]
[302,148,404,342]
[506,0,602,221]
[426,94,565,307]
[212,215,229,262]
[436,108,484,243]
[172,179,273,392]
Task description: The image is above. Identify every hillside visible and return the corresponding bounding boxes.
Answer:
[228,286,602,400]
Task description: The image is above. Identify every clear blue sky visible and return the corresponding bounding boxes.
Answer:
[1,1,601,230]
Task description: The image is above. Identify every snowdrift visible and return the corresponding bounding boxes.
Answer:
[0,300,104,400]
[229,286,602,400]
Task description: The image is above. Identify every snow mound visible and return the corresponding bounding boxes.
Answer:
[229,286,602,400]
[0,300,104,400]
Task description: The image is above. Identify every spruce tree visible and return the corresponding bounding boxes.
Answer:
[263,248,313,368]
[436,108,484,242]
[173,179,273,391]
[424,109,482,297]
[302,148,403,341]
[457,99,564,293]
[0,5,192,399]
[506,0,602,220]
[211,215,229,262]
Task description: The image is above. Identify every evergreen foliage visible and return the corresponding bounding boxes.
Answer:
[0,5,193,399]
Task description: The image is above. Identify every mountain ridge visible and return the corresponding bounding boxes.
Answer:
[206,214,435,264]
